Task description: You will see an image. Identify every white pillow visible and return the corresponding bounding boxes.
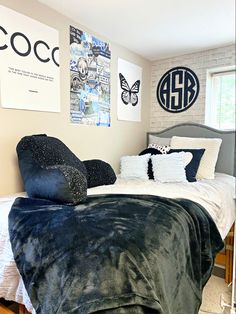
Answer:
[170,136,222,179]
[120,154,151,180]
[151,152,190,183]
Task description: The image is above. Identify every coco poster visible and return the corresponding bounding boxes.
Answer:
[117,58,142,122]
[70,26,111,127]
[0,5,60,112]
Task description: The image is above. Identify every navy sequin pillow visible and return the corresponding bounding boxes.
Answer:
[16,135,87,204]
[168,149,205,182]
[83,159,116,188]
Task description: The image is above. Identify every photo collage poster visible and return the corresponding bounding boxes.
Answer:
[70,26,111,126]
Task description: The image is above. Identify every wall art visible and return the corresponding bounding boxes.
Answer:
[0,5,60,112]
[70,26,111,126]
[156,66,199,113]
[117,58,142,122]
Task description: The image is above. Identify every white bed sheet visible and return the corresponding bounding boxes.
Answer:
[0,173,235,312]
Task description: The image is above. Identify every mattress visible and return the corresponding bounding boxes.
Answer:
[0,173,235,312]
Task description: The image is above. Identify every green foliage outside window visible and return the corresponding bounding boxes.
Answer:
[213,73,235,130]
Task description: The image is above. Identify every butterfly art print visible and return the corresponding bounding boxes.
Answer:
[119,73,140,106]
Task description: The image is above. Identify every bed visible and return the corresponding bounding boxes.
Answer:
[0,123,235,314]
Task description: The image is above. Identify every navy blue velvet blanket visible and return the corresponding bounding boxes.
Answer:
[9,194,223,314]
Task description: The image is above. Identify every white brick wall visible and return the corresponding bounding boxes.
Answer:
[150,45,235,131]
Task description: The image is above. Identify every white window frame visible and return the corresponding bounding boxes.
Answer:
[205,66,236,130]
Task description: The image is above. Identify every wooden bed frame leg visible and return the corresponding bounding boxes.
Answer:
[19,304,31,314]
[225,224,234,284]
[0,304,14,314]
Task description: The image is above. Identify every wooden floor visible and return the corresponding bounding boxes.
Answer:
[0,303,30,314]
[215,224,234,284]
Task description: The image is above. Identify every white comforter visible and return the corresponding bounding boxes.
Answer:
[0,173,235,312]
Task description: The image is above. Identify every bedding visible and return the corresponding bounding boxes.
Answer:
[0,194,33,312]
[83,159,116,188]
[120,154,151,180]
[0,173,235,313]
[89,173,235,240]
[9,194,223,314]
[151,152,191,183]
[168,149,205,182]
[147,144,171,153]
[139,148,205,182]
[170,136,222,179]
[139,148,162,179]
[17,135,87,204]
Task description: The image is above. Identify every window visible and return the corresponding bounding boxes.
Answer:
[205,67,235,130]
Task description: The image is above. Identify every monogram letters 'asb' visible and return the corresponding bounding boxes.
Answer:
[156,67,200,113]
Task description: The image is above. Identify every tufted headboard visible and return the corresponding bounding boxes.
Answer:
[147,123,236,176]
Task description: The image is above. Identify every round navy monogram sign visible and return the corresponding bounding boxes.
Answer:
[156,67,199,113]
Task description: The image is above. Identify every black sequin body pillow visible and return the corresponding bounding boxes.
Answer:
[83,159,116,188]
[16,135,87,204]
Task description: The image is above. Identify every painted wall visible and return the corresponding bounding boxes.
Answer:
[150,45,235,131]
[0,0,151,195]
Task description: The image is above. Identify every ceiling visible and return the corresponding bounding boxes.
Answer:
[38,0,235,61]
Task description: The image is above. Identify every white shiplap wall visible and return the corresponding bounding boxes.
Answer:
[150,45,235,131]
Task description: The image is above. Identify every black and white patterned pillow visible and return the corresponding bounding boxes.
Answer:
[148,144,171,154]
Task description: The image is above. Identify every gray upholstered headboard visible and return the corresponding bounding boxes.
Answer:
[147,123,236,176]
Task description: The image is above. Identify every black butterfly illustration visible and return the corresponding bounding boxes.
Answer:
[119,73,140,106]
